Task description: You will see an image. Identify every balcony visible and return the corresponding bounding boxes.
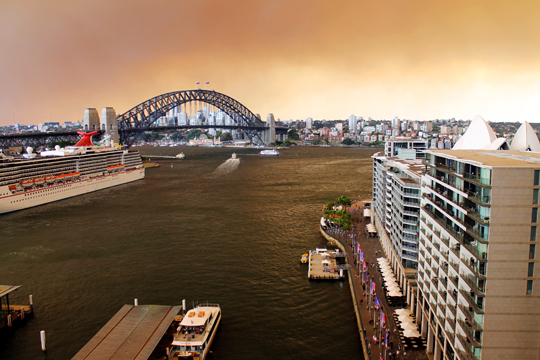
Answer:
[467,190,491,207]
[433,242,441,251]
[449,274,459,288]
[462,171,491,187]
[457,319,483,348]
[461,256,487,279]
[450,245,461,259]
[465,225,489,244]
[441,250,449,261]
[441,236,450,247]
[422,206,465,243]
[465,207,490,226]
[460,272,486,296]
[447,304,457,318]
[459,289,484,314]
[456,335,481,360]
[461,240,488,262]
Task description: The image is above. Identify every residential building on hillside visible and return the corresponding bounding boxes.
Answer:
[385,138,429,158]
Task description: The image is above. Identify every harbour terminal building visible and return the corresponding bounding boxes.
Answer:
[372,116,540,360]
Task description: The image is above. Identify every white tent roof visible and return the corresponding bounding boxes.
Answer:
[395,308,412,316]
[400,321,417,330]
[510,121,540,151]
[398,314,414,323]
[363,208,371,217]
[453,115,498,150]
[377,257,389,263]
[403,329,421,338]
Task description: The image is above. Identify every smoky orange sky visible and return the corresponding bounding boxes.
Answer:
[1,0,540,126]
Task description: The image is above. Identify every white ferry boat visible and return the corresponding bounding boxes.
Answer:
[0,131,145,215]
[259,149,280,156]
[169,304,221,360]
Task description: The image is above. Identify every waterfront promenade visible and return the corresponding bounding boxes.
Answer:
[322,200,429,360]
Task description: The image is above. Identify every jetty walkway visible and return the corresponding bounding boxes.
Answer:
[321,200,429,360]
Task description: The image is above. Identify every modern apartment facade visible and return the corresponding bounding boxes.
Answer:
[372,153,424,306]
[417,149,540,360]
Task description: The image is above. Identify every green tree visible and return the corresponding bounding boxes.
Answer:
[341,138,355,146]
[288,129,300,140]
[312,139,322,145]
[283,139,292,147]
[220,132,233,142]
[187,129,202,140]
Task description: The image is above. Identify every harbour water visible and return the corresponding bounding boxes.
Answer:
[0,145,377,359]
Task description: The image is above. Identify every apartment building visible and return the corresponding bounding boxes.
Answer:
[417,149,540,360]
[372,153,424,307]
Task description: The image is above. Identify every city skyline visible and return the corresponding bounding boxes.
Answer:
[1,0,539,126]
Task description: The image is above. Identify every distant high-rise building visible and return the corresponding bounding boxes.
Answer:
[348,115,357,134]
[392,116,400,130]
[306,117,313,130]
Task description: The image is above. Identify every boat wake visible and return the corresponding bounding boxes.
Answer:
[211,158,240,175]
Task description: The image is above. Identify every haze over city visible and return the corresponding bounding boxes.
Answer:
[1,0,539,126]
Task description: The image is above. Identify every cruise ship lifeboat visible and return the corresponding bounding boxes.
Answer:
[45,176,55,183]
[21,179,34,187]
[33,177,45,185]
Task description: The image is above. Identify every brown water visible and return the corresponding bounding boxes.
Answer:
[0,145,377,360]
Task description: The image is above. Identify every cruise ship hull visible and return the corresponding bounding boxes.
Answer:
[0,168,144,215]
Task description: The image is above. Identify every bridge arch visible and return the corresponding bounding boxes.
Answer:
[116,90,266,147]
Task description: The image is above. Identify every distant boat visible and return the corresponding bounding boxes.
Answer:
[176,152,186,159]
[259,149,280,156]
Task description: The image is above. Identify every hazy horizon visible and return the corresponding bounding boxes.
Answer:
[1,0,539,126]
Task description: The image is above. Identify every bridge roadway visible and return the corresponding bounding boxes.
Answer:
[0,125,288,149]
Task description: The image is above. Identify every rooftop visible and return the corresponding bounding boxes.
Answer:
[72,304,181,360]
[426,149,540,168]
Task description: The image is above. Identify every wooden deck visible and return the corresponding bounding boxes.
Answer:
[72,304,181,360]
[308,251,343,280]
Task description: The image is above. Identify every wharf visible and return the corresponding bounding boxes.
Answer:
[0,285,33,331]
[73,304,182,360]
[320,199,429,360]
[308,248,348,280]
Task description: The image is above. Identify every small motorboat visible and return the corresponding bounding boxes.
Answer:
[176,152,186,159]
[301,253,308,264]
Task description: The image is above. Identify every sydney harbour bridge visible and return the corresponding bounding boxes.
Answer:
[0,90,287,148]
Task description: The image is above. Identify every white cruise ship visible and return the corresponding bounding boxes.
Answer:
[0,131,144,215]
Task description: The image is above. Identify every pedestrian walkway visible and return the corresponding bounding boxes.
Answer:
[323,199,429,360]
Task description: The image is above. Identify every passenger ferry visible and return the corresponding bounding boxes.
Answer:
[0,131,145,215]
[259,149,280,156]
[169,304,221,360]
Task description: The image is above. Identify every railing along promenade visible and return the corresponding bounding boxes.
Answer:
[319,225,369,360]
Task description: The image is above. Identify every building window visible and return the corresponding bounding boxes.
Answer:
[533,208,538,223]
[530,244,536,260]
[529,262,535,277]
[532,227,537,241]
[535,170,540,186]
[527,280,533,295]
[535,189,540,205]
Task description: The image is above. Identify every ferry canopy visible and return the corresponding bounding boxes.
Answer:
[72,304,181,360]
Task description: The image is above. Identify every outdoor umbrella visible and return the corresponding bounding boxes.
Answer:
[395,308,412,316]
[398,314,414,323]
[403,329,421,338]
[400,322,417,331]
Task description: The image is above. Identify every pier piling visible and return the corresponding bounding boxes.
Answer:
[40,330,46,351]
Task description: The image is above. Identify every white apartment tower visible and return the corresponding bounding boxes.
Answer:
[348,114,357,134]
[306,117,313,130]
[373,154,424,308]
